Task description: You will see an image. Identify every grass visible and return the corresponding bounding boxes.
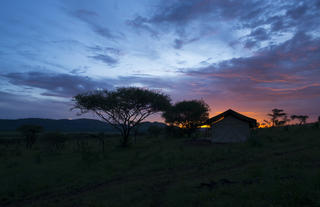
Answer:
[0,126,320,206]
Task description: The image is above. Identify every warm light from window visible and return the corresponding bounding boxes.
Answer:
[199,125,211,128]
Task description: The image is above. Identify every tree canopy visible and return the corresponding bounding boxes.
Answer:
[72,87,171,146]
[291,115,309,125]
[162,100,210,136]
[267,108,287,126]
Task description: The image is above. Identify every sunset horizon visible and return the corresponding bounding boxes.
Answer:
[1,0,319,124]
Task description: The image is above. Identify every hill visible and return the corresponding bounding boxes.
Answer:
[0,118,166,133]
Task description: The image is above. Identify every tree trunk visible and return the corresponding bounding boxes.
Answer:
[121,129,130,147]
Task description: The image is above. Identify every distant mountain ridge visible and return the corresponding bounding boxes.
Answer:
[0,118,166,133]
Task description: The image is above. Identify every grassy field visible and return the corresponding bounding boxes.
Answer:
[0,126,320,207]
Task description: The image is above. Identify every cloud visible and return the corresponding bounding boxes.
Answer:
[173,37,199,49]
[1,71,180,99]
[126,16,159,38]
[128,1,261,33]
[70,9,122,40]
[87,45,121,55]
[244,27,270,48]
[128,0,320,49]
[2,71,115,98]
[88,54,118,66]
[0,91,78,119]
[70,66,89,75]
[86,45,122,66]
[183,32,320,103]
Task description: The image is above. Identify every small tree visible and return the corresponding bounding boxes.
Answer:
[73,87,171,147]
[162,100,210,137]
[17,125,43,149]
[291,115,309,125]
[268,108,286,127]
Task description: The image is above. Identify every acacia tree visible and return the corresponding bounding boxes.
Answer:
[291,115,309,125]
[268,108,287,127]
[162,100,210,137]
[73,87,171,147]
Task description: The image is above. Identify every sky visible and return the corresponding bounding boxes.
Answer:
[0,0,319,123]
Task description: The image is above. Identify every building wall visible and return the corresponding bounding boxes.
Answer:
[211,116,250,143]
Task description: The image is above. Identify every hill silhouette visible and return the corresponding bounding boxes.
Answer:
[0,118,166,133]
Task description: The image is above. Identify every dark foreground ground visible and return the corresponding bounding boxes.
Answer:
[0,126,320,207]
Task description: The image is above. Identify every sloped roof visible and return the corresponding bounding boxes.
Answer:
[206,109,257,128]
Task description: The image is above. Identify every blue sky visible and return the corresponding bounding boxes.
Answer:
[0,0,319,123]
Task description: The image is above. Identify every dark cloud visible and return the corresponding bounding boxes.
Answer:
[248,27,269,41]
[88,54,118,66]
[126,16,159,38]
[128,0,261,35]
[87,45,121,55]
[2,72,114,98]
[183,32,320,103]
[0,91,78,119]
[199,57,212,66]
[70,66,89,75]
[128,0,320,49]
[1,71,180,100]
[86,45,121,66]
[173,37,199,49]
[286,4,308,20]
[71,9,122,40]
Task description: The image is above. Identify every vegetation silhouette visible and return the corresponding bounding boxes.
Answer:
[291,115,309,125]
[17,124,43,149]
[162,100,210,137]
[267,108,287,127]
[72,87,171,147]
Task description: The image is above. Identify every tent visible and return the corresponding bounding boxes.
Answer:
[206,109,257,143]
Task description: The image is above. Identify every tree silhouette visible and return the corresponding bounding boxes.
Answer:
[162,100,210,137]
[291,115,309,125]
[73,87,171,147]
[17,125,43,149]
[263,119,271,127]
[268,108,287,127]
[279,115,290,126]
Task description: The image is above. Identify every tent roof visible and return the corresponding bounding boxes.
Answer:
[206,109,257,128]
